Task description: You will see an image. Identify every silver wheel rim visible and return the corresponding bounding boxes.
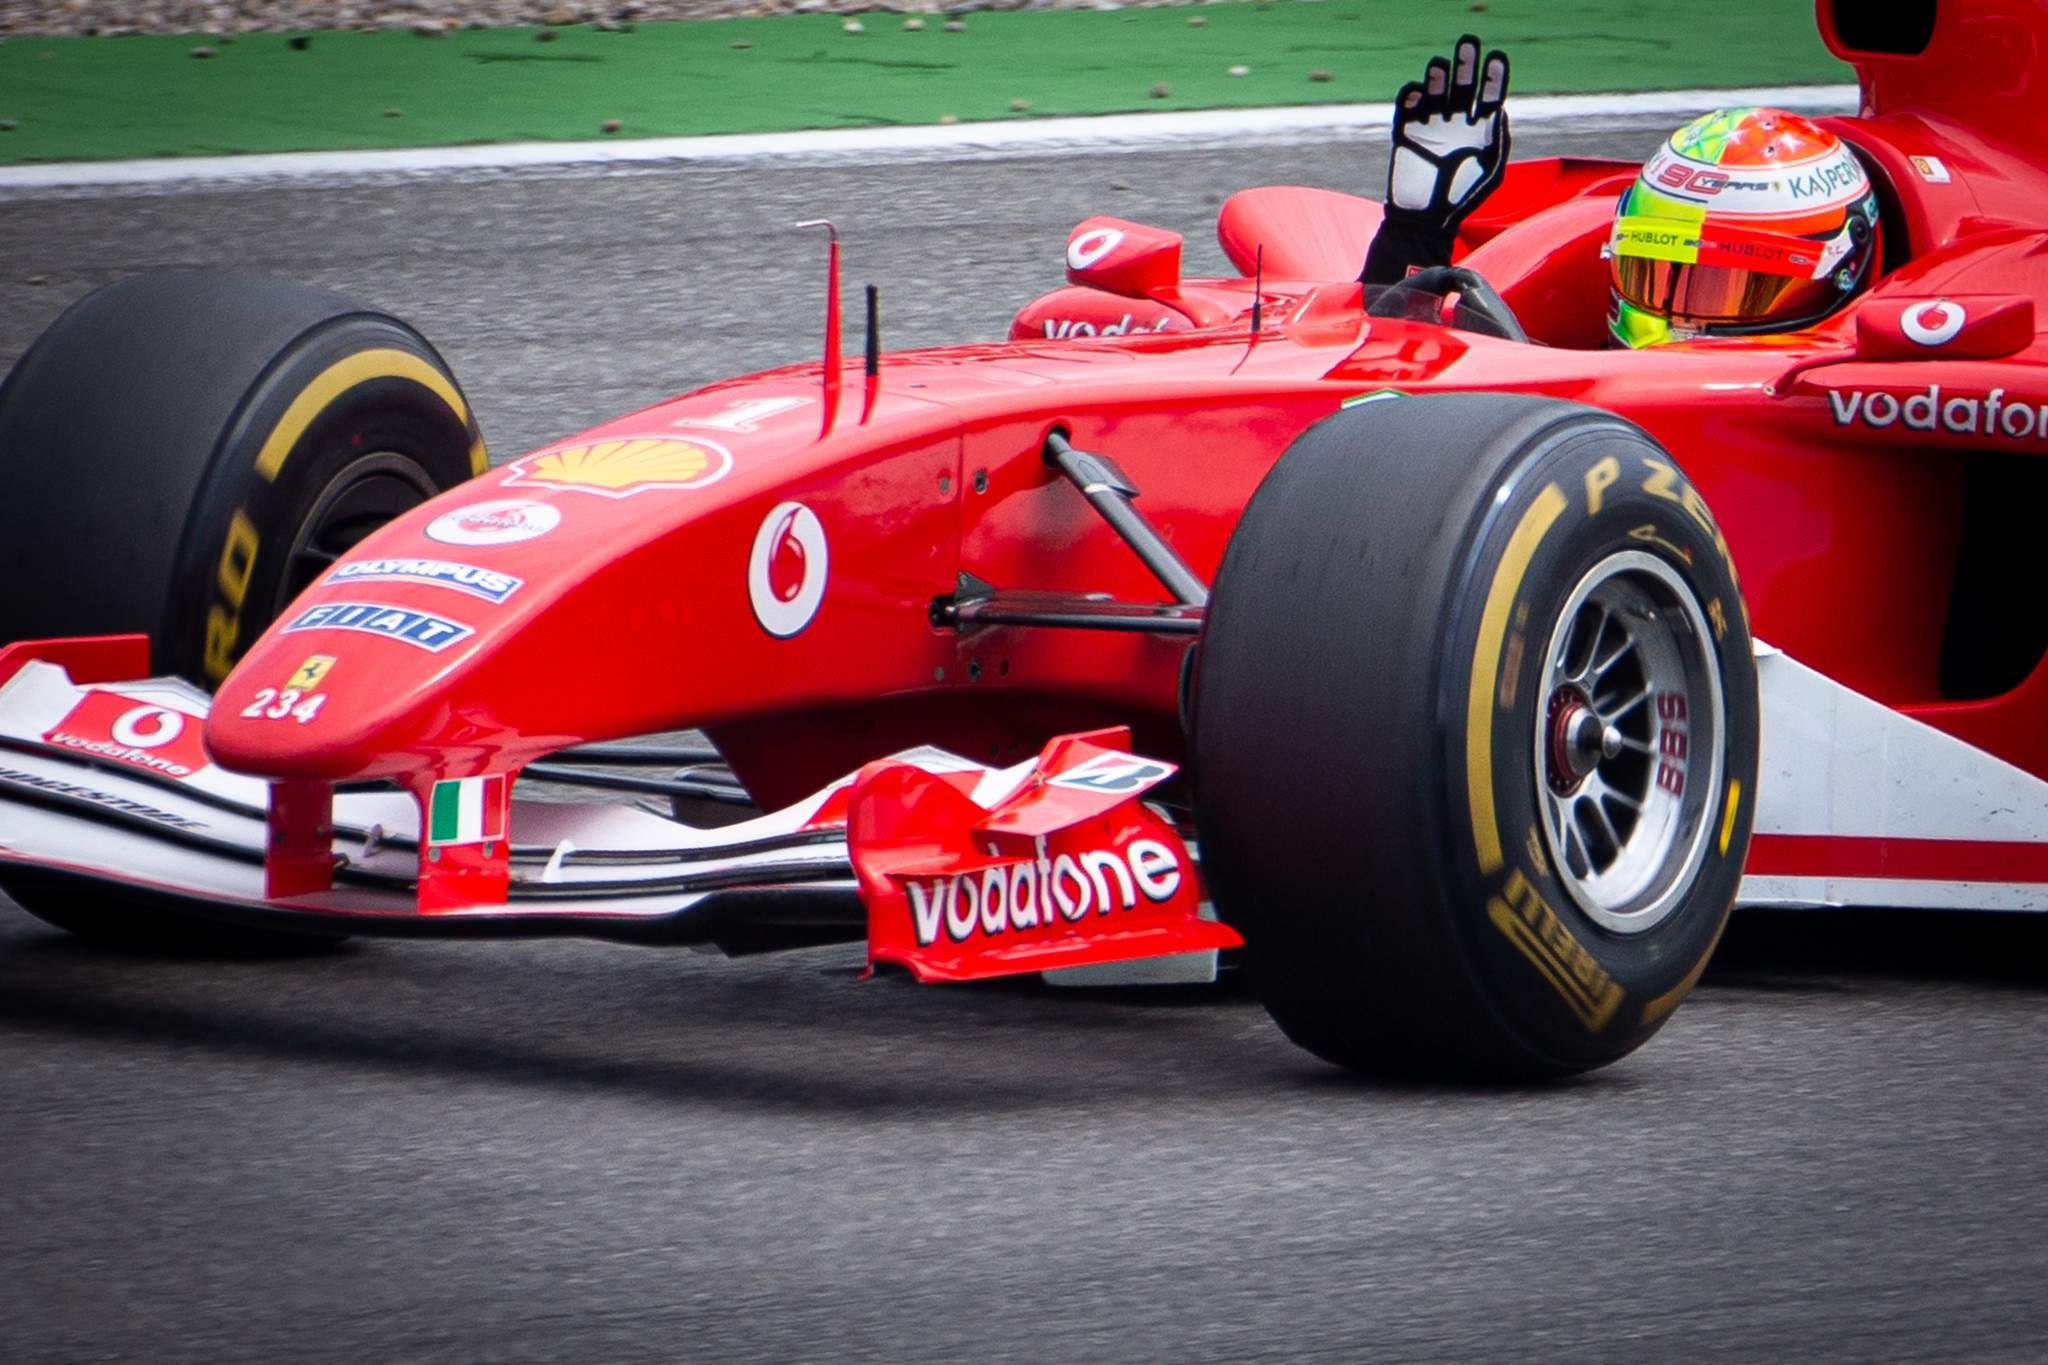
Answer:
[1532,549,1724,936]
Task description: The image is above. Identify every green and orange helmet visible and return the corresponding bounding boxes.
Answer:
[1606,107,1880,348]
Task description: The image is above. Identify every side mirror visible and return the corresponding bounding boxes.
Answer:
[1857,294,2033,361]
[1065,216,1183,299]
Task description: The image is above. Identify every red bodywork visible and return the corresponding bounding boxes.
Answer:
[200,1,2048,907]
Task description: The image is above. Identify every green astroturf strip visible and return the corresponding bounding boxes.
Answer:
[0,0,1850,164]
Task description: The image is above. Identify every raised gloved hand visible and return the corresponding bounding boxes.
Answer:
[1386,34,1511,230]
[1362,35,1511,283]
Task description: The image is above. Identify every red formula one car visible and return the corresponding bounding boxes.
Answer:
[1,0,2042,1079]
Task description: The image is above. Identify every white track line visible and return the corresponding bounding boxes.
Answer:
[0,84,1857,196]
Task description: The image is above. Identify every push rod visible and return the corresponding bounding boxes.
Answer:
[1043,431,1210,607]
[951,592,1203,635]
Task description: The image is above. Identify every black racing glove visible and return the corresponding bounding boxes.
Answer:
[1362,35,1511,285]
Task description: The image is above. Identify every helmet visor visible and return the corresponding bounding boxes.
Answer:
[1612,252,1841,327]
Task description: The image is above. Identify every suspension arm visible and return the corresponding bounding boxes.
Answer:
[1043,431,1209,608]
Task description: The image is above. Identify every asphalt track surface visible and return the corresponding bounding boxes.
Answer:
[5,120,2048,1363]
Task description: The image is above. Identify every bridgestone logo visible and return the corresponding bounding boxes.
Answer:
[905,838,1183,947]
[0,765,208,831]
[43,732,195,777]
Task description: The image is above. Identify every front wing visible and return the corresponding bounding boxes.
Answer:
[0,648,1236,978]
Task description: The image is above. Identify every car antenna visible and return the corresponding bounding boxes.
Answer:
[862,283,882,420]
[865,284,881,378]
[1230,245,1266,377]
[795,219,842,434]
[1250,245,1264,337]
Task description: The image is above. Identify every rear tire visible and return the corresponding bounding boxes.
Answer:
[1193,393,1758,1080]
[0,271,484,950]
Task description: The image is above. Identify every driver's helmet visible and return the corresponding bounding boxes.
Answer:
[1606,107,1880,348]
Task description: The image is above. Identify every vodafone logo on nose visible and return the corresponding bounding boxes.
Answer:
[1902,298,1966,347]
[748,501,828,637]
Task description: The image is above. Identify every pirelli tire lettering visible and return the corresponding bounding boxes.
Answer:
[0,272,483,692]
[183,333,485,685]
[1193,393,1758,1080]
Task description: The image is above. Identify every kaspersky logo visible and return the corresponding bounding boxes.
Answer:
[903,837,1185,948]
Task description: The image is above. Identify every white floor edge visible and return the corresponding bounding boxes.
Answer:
[0,84,1860,195]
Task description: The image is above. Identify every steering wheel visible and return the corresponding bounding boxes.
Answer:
[1365,264,1529,345]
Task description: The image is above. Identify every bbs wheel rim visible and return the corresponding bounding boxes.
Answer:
[1532,549,1724,936]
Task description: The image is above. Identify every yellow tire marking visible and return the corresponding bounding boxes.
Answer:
[201,508,263,682]
[214,507,259,605]
[254,348,469,482]
[1583,455,1619,516]
[1488,867,1623,1031]
[1466,481,1568,874]
[467,435,489,477]
[1639,457,1682,507]
[1639,910,1729,1029]
[1718,777,1742,856]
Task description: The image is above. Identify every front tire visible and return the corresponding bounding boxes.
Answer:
[0,271,484,951]
[0,270,484,687]
[1193,393,1758,1080]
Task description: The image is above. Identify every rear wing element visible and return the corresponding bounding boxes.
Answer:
[1818,0,2046,154]
[849,727,1241,982]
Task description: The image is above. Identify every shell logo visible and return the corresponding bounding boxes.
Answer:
[505,436,733,498]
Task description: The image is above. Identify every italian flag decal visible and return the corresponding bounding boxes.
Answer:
[428,774,506,846]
